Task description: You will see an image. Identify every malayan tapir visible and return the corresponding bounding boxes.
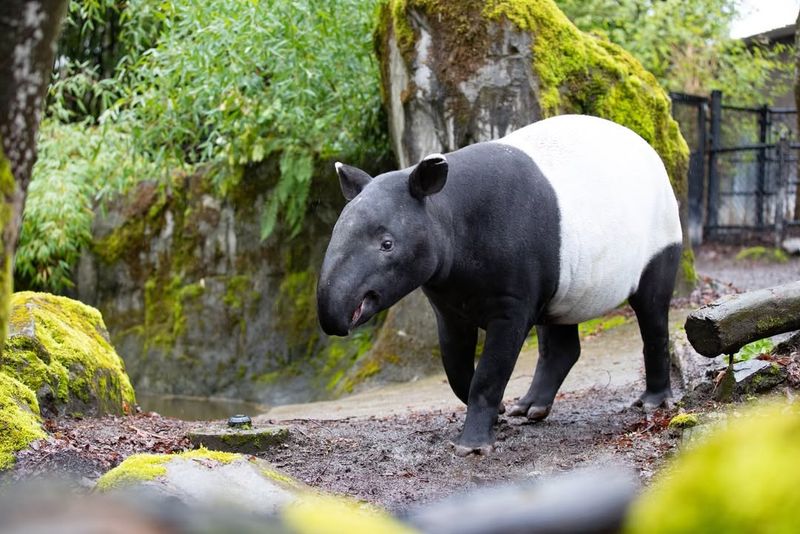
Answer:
[317,114,682,456]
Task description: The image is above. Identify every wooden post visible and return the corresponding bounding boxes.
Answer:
[775,133,790,247]
[706,90,722,233]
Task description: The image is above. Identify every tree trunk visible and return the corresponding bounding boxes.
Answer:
[794,8,800,220]
[685,281,800,357]
[0,0,69,345]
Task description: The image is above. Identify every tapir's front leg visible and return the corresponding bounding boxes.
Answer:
[453,314,530,456]
[433,307,478,405]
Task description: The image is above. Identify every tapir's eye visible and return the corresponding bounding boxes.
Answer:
[380,239,394,251]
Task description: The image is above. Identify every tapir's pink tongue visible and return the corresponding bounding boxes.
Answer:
[351,298,365,326]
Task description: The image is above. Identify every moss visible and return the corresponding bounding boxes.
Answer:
[143,276,205,350]
[578,313,629,338]
[482,0,688,195]
[261,465,305,491]
[95,453,170,491]
[223,274,253,312]
[625,401,800,533]
[282,494,416,534]
[96,447,238,491]
[322,328,377,393]
[680,247,697,286]
[276,269,319,357]
[0,141,16,350]
[735,246,789,263]
[1,292,135,415]
[92,183,169,266]
[0,372,46,470]
[668,412,699,430]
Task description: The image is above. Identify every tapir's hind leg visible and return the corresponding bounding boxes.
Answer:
[508,324,580,420]
[629,244,682,409]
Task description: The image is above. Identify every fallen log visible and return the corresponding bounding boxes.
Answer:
[685,281,800,357]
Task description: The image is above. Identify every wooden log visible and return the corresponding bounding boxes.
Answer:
[685,281,800,357]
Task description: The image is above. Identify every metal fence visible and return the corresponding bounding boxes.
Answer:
[670,90,800,245]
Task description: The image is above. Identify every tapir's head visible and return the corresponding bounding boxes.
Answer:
[317,154,449,336]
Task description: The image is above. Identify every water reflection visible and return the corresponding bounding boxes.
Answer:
[136,393,269,421]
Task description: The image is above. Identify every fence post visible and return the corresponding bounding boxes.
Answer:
[756,105,769,227]
[775,133,790,248]
[707,90,722,232]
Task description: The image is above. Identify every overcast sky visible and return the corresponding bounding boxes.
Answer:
[730,0,800,38]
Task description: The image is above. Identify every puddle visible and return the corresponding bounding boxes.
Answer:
[136,393,269,421]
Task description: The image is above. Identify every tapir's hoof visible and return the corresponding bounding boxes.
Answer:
[633,391,673,412]
[507,402,551,420]
[498,402,506,415]
[526,404,551,421]
[506,403,528,417]
[451,441,494,457]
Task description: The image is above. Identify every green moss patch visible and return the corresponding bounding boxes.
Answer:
[0,373,46,470]
[1,291,136,416]
[735,246,789,264]
[0,142,14,347]
[626,402,800,533]
[578,313,630,338]
[484,0,688,197]
[667,412,699,430]
[96,447,239,491]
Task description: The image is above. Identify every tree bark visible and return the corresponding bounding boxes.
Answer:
[794,8,800,220]
[685,281,800,357]
[0,0,69,344]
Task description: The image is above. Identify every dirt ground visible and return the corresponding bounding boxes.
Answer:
[258,389,677,513]
[4,244,800,512]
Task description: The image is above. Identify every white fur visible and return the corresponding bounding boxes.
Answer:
[496,115,682,324]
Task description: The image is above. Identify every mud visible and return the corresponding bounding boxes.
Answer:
[258,388,677,513]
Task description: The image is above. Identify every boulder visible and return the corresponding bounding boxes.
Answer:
[1,291,135,417]
[625,401,800,533]
[372,0,695,363]
[96,449,412,532]
[0,372,45,470]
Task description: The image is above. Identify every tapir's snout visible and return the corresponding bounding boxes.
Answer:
[316,278,350,336]
[317,248,383,337]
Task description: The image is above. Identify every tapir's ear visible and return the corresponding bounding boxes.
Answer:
[335,162,372,201]
[409,153,448,200]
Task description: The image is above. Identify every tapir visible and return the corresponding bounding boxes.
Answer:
[317,114,682,456]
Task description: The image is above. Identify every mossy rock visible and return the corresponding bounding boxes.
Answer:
[187,424,290,454]
[0,372,46,470]
[1,291,135,417]
[97,449,414,532]
[376,0,694,289]
[625,401,800,533]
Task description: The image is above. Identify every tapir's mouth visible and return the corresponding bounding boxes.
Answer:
[349,291,378,331]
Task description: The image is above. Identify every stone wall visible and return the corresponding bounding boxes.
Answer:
[76,159,365,404]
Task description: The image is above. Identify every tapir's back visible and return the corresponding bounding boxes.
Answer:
[496,115,682,324]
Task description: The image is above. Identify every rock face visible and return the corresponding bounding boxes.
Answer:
[0,291,135,469]
[367,0,695,375]
[375,0,690,199]
[76,164,385,404]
